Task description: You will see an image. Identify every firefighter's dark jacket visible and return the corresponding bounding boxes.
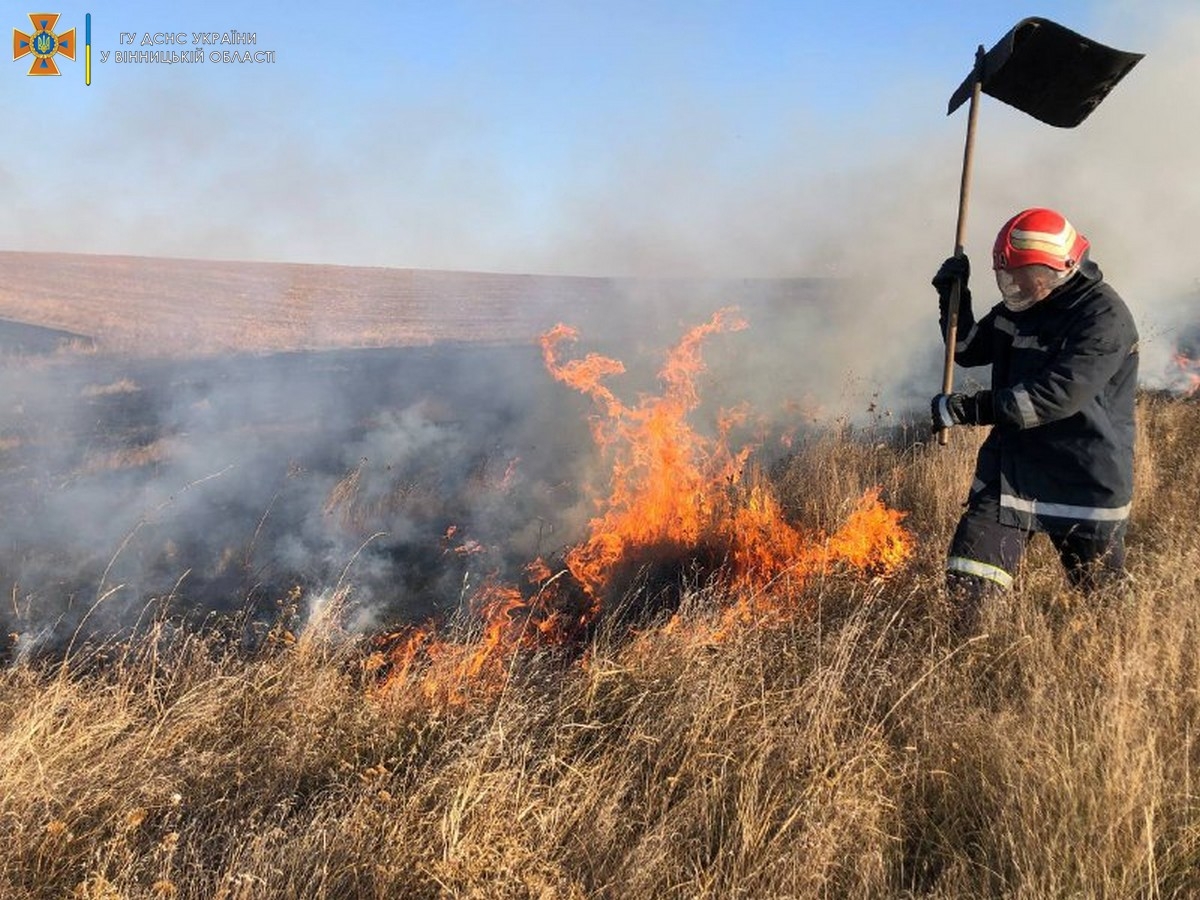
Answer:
[941,256,1138,536]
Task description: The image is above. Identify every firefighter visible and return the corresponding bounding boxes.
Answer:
[930,207,1138,634]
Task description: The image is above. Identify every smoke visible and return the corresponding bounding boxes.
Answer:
[518,3,1200,400]
[0,344,598,654]
[1,7,1187,286]
[441,4,1199,401]
[1,3,1195,652]
[0,276,829,656]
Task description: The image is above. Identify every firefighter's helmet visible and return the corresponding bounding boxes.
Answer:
[992,208,1090,271]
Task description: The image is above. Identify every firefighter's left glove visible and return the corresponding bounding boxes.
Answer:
[931,391,994,432]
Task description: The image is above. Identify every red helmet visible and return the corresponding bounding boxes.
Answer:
[992,208,1090,271]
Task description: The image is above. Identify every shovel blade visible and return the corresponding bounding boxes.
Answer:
[947,17,1144,127]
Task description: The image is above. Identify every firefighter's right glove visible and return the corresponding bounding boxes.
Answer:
[933,254,971,326]
[931,390,994,433]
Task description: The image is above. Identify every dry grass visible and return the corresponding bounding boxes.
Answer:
[80,379,141,399]
[0,252,574,356]
[4,395,1200,898]
[77,439,174,476]
[0,252,780,358]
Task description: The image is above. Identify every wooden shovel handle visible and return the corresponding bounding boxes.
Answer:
[939,45,985,446]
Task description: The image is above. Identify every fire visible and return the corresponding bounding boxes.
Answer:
[1174,351,1200,395]
[539,309,755,614]
[370,309,913,702]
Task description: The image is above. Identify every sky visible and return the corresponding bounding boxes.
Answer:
[1,0,1182,280]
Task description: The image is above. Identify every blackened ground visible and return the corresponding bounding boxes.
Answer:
[0,271,861,662]
[0,343,600,660]
[0,318,95,354]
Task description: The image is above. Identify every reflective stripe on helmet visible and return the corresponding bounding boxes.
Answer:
[947,556,1014,588]
[993,208,1090,271]
[1010,221,1078,258]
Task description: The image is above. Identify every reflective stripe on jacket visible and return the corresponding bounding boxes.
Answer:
[945,258,1138,537]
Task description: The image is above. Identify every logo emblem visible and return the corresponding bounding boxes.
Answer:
[13,13,76,75]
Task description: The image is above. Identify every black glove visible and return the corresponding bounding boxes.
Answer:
[931,390,994,432]
[933,254,971,327]
[933,253,970,294]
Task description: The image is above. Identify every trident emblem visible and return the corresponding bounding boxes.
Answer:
[13,13,76,75]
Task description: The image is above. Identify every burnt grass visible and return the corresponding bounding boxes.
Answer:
[0,343,597,660]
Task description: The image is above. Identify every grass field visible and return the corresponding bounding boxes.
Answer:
[0,252,826,357]
[2,390,1197,899]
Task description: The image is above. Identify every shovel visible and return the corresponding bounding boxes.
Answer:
[937,17,1144,445]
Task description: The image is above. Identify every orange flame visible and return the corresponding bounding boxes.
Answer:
[539,309,754,616]
[371,309,913,703]
[1174,351,1200,396]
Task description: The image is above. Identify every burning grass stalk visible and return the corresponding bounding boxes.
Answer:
[364,311,914,703]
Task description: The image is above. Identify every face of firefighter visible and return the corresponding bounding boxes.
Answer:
[995,264,1074,312]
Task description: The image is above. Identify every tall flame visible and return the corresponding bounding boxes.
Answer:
[370,309,913,702]
[539,309,754,614]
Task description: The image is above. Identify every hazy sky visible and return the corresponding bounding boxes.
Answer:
[0,1,1186,280]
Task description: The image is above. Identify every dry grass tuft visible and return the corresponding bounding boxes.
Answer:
[80,379,141,398]
[3,395,1200,898]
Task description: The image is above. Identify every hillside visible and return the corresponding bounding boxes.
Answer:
[0,251,826,357]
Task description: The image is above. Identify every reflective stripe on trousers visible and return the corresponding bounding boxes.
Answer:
[947,555,1015,589]
[1000,493,1131,523]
